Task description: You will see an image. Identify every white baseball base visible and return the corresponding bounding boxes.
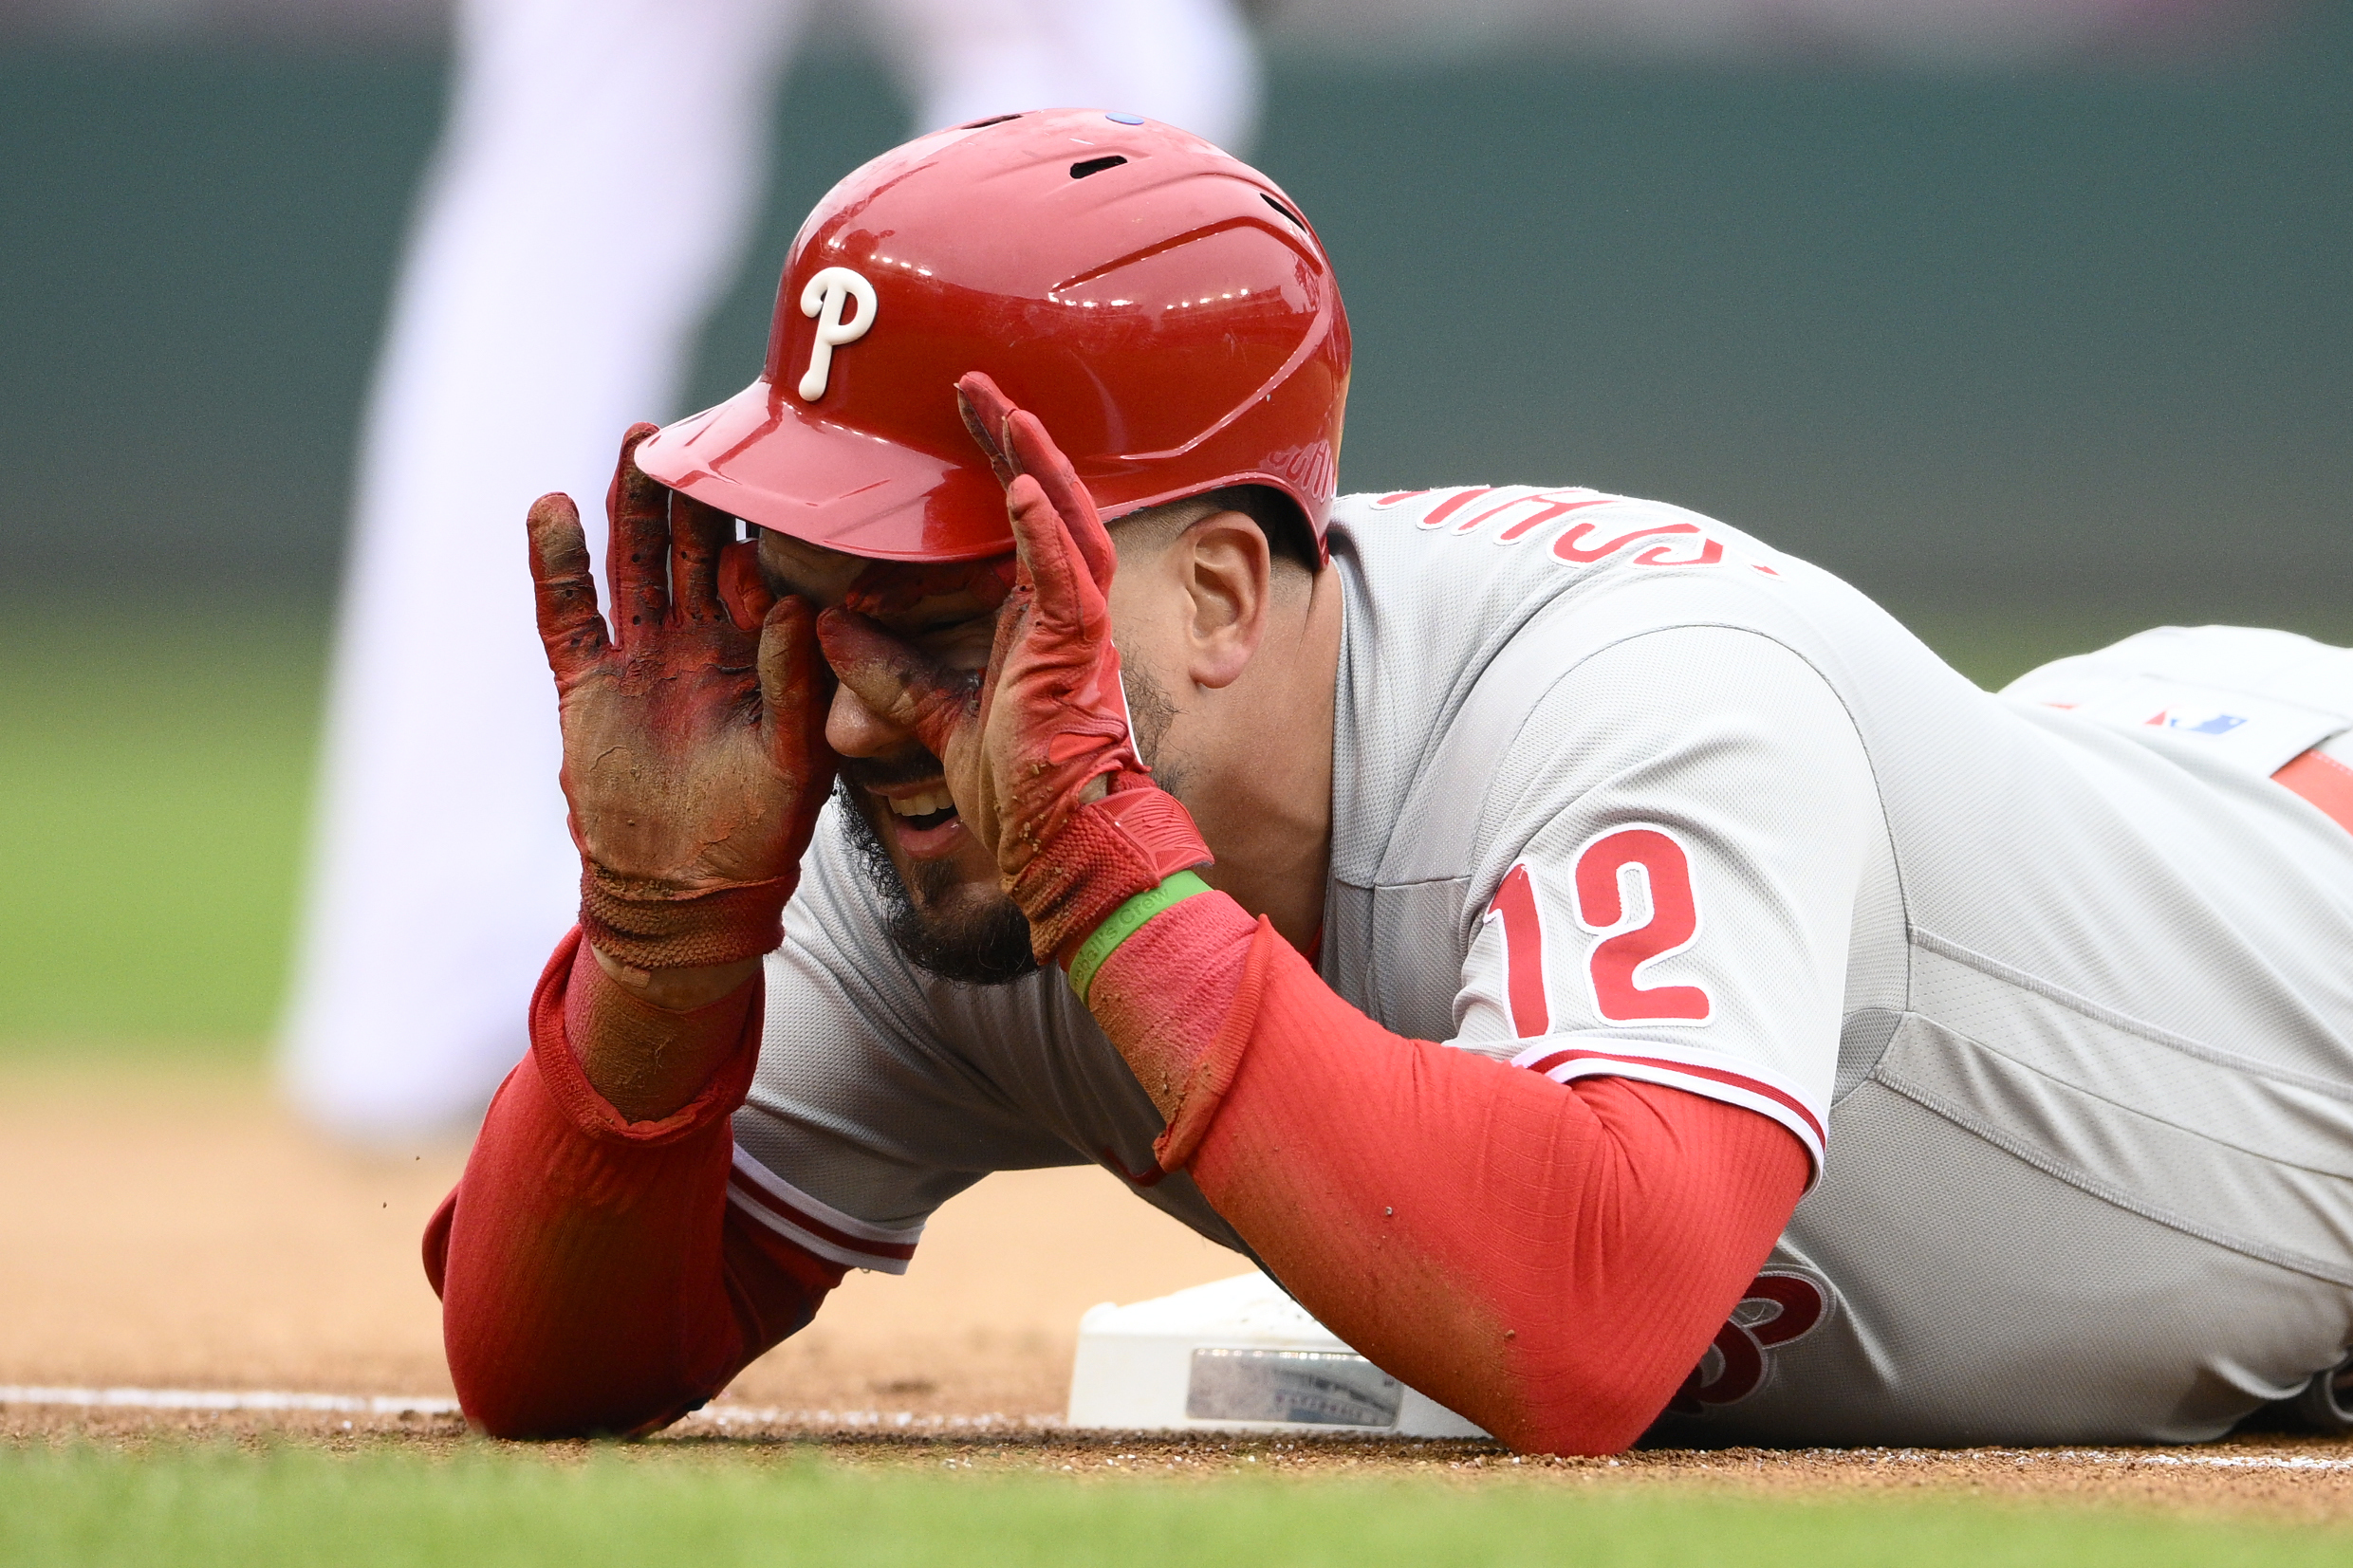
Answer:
[1065,1271,1489,1438]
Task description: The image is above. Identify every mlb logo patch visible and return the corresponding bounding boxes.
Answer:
[2002,670,2343,777]
[2144,707,2249,737]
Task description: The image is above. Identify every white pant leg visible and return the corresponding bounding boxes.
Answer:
[1037,0,1260,153]
[875,0,1260,150]
[281,0,803,1142]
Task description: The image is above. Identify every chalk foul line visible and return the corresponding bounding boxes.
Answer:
[1833,1446,2353,1472]
[0,1385,459,1417]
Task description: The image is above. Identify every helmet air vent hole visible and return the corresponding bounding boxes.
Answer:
[1261,194,1308,232]
[1070,155,1129,179]
[958,113,1023,130]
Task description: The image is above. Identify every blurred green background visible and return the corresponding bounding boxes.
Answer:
[2,9,2348,1054]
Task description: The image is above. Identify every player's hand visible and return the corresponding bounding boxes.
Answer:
[528,424,836,974]
[818,375,1207,965]
[834,372,1138,874]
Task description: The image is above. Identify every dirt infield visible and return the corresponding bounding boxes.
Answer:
[10,1061,2353,1522]
[0,1061,1243,1412]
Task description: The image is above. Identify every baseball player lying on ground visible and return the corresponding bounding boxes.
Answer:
[428,110,2353,1452]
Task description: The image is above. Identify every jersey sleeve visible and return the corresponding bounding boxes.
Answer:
[1452,625,1882,1178]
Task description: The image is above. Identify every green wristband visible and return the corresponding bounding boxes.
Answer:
[1065,870,1213,1005]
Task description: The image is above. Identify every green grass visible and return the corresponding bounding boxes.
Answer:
[0,605,324,1056]
[6,599,2346,1057]
[0,1442,2344,1568]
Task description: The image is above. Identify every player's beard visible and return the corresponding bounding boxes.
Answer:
[835,774,1039,987]
[833,660,1188,987]
[1120,657,1188,801]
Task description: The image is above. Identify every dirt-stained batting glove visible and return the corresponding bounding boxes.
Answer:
[528,424,836,971]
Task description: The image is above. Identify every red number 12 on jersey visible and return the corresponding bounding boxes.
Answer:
[1485,825,1712,1035]
[1574,825,1711,1024]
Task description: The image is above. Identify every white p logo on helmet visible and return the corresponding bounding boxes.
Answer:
[797,267,878,401]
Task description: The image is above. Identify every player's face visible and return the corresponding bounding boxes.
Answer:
[759,530,1035,985]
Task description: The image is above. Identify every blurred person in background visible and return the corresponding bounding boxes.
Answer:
[281,0,1260,1143]
[1252,0,2257,64]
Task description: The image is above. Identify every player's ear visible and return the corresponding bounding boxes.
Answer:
[1179,510,1269,691]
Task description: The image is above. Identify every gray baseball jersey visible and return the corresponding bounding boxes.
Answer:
[730,484,2353,1445]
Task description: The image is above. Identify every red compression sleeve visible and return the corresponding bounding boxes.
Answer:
[1087,894,1809,1455]
[422,931,844,1438]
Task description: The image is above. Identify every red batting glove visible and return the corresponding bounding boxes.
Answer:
[528,424,836,970]
[818,374,1209,966]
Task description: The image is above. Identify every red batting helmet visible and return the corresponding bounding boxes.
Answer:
[635,108,1351,563]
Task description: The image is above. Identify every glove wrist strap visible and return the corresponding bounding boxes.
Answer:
[578,871,795,970]
[1065,869,1214,1005]
[1010,781,1212,964]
